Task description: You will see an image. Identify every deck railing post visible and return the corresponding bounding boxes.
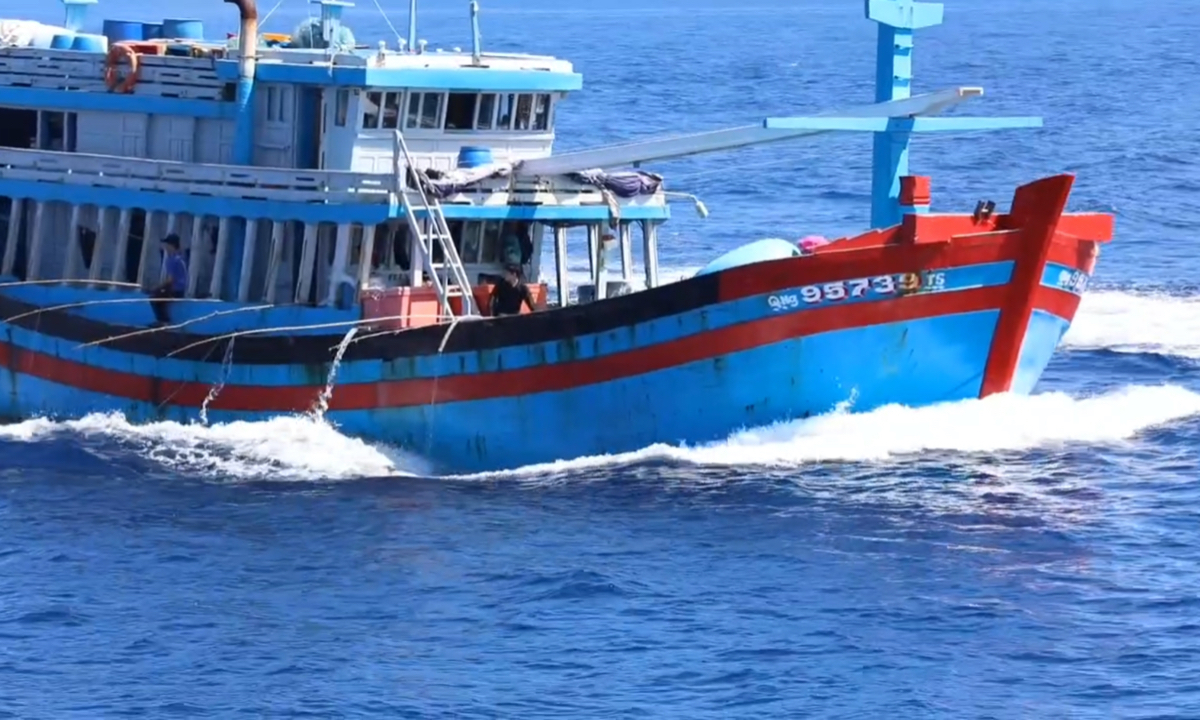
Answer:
[2,198,23,277]
[63,203,83,279]
[619,221,633,283]
[110,207,132,287]
[25,201,46,281]
[295,222,319,304]
[186,215,206,297]
[640,219,659,290]
[237,218,260,302]
[553,224,569,307]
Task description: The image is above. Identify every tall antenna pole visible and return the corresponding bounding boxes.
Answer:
[407,0,418,52]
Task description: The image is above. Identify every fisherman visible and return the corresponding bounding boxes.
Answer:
[489,263,536,317]
[149,233,187,325]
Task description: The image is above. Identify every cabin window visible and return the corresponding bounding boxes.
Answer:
[533,94,551,131]
[334,89,349,126]
[495,93,515,130]
[460,222,483,262]
[38,111,75,152]
[0,107,36,149]
[363,91,382,129]
[404,92,445,130]
[444,93,478,131]
[420,93,443,129]
[475,93,496,130]
[381,92,402,129]
[514,94,533,130]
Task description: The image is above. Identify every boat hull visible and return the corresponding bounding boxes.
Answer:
[0,175,1112,474]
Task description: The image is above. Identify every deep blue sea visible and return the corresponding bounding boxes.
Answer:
[4,0,1200,716]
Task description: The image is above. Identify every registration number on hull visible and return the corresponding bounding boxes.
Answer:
[767,272,946,312]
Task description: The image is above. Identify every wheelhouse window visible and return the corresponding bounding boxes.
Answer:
[461,93,552,132]
[444,93,478,131]
[361,90,404,130]
[405,92,444,130]
[475,93,496,130]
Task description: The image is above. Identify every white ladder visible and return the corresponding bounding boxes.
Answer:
[393,131,478,317]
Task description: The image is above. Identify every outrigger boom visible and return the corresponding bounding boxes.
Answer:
[519,0,1047,231]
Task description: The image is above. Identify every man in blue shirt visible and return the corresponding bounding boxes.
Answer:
[149,233,187,325]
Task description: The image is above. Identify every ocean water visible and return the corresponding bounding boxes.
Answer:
[3,0,1200,717]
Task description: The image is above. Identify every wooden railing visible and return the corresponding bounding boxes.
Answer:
[0,47,226,100]
[0,147,394,203]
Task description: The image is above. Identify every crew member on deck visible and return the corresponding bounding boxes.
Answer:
[149,234,187,326]
[489,263,536,317]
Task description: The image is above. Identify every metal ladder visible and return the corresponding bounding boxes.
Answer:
[393,131,478,317]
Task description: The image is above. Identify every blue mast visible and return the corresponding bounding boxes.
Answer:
[863,0,1041,228]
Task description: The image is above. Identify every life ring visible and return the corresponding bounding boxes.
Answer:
[103,43,139,94]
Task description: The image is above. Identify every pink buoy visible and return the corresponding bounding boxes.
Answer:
[798,235,830,253]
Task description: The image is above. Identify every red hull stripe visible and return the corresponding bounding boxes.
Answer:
[0,285,1010,413]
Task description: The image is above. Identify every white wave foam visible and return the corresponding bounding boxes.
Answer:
[0,413,431,481]
[473,384,1200,478]
[1064,290,1200,360]
[2,385,1195,483]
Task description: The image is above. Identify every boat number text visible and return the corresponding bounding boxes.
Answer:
[1056,269,1089,294]
[767,272,946,312]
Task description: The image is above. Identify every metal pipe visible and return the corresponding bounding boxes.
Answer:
[224,0,258,166]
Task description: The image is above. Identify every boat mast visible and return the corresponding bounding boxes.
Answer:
[407,0,418,51]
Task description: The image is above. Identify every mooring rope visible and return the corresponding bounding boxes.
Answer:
[1,297,224,325]
[74,303,274,350]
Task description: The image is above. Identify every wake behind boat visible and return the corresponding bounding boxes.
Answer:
[0,0,1113,472]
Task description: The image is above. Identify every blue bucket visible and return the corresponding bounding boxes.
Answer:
[161,19,204,40]
[142,22,163,40]
[71,33,108,53]
[102,19,143,45]
[457,146,494,169]
[50,33,76,50]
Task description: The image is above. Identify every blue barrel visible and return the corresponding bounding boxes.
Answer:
[142,22,163,40]
[71,33,108,53]
[161,19,204,40]
[50,33,76,50]
[457,146,494,169]
[103,19,143,45]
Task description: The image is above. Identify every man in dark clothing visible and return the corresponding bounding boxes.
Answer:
[489,263,536,316]
[150,233,188,325]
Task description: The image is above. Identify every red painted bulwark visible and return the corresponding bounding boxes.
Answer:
[0,285,1010,413]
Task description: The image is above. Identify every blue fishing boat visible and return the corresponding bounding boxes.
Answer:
[0,0,1113,473]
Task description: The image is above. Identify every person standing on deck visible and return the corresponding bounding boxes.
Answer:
[149,234,187,326]
[489,263,536,317]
